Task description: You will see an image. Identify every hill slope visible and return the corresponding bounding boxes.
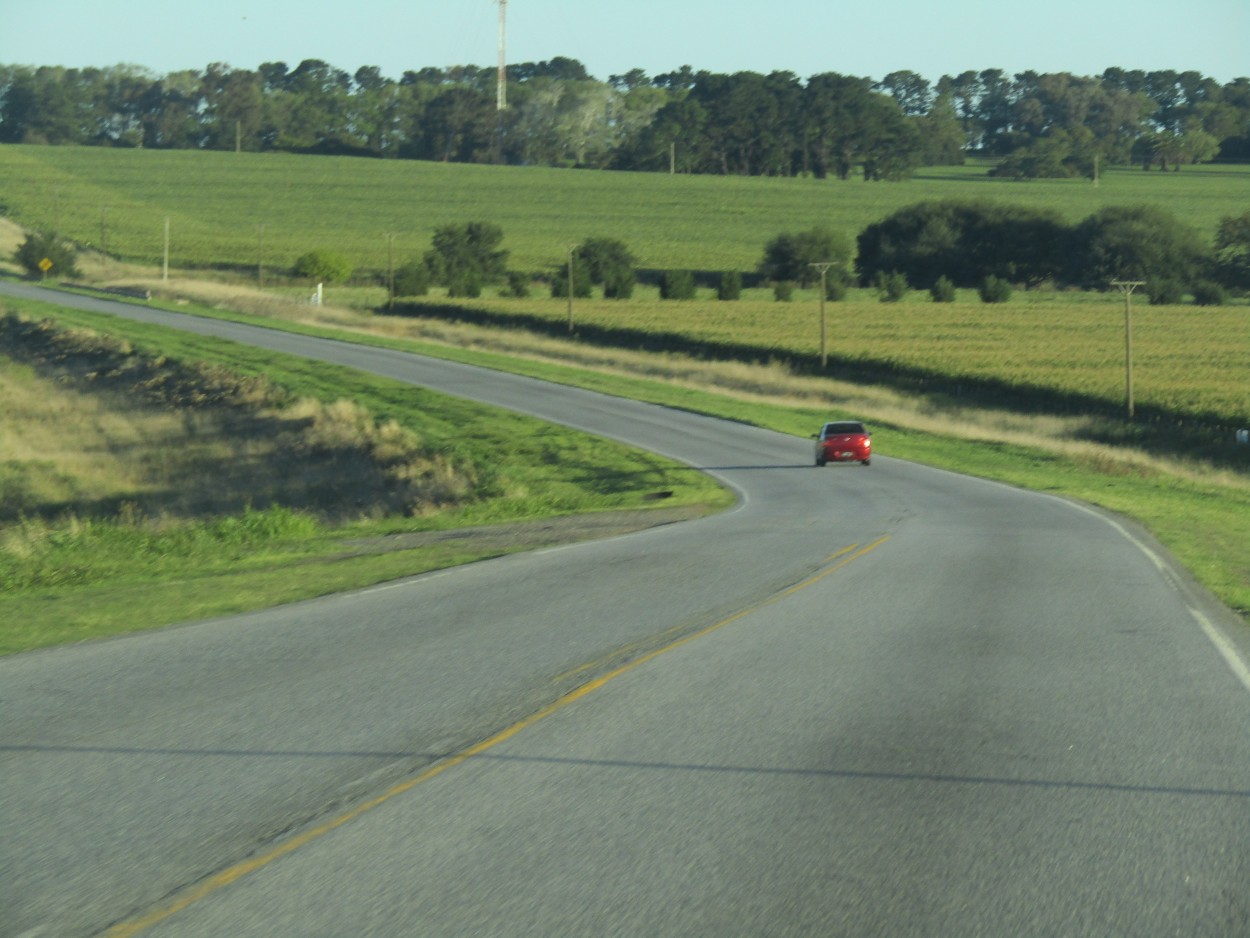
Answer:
[0,145,1245,274]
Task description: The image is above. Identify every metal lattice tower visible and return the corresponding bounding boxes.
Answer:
[496,0,508,111]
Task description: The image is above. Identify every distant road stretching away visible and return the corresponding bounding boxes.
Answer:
[2,280,1248,937]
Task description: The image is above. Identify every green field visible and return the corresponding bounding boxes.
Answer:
[1,144,1247,275]
[2,143,1245,428]
[393,289,1250,434]
[0,296,732,654]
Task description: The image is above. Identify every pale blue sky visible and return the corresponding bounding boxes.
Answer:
[2,0,1246,84]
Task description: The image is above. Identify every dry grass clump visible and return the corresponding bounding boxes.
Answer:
[282,397,475,513]
[0,218,25,273]
[0,313,476,525]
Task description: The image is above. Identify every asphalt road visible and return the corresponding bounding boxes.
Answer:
[2,281,1249,937]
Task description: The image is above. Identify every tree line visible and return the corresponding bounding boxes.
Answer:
[181,203,1250,305]
[1,59,1247,178]
[16,196,1249,304]
[424,198,1250,303]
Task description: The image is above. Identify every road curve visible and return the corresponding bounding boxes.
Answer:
[2,281,1248,937]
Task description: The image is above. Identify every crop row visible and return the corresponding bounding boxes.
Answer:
[395,290,1249,428]
[3,144,1245,429]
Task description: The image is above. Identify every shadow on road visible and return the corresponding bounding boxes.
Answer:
[7,743,1247,801]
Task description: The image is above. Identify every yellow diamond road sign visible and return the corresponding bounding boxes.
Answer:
[39,257,53,272]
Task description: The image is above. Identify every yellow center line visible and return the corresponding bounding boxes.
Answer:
[105,533,891,936]
[552,541,869,683]
[771,535,890,601]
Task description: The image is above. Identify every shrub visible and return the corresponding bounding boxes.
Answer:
[824,274,848,302]
[758,226,852,287]
[773,280,794,302]
[550,262,591,298]
[874,270,909,303]
[576,237,636,288]
[292,249,353,283]
[660,269,696,300]
[930,275,956,303]
[445,268,481,298]
[856,200,1067,289]
[502,271,531,298]
[1068,205,1205,289]
[717,270,742,301]
[424,221,508,287]
[1146,279,1183,305]
[602,266,635,299]
[989,132,1093,180]
[1214,210,1250,292]
[15,231,81,279]
[1191,281,1227,306]
[392,261,430,297]
[978,275,1013,303]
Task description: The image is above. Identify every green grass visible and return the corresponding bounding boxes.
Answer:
[0,296,733,654]
[0,537,523,654]
[0,296,715,517]
[1,145,1247,275]
[10,285,1246,631]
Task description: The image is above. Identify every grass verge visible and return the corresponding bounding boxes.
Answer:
[0,539,532,655]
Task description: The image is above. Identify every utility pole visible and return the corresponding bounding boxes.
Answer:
[1111,280,1145,419]
[496,0,508,111]
[162,216,170,281]
[567,246,576,333]
[386,232,395,311]
[257,224,264,288]
[810,262,835,368]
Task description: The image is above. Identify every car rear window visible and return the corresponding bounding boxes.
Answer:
[823,422,866,435]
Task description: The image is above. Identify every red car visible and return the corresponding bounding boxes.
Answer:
[813,421,872,466]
